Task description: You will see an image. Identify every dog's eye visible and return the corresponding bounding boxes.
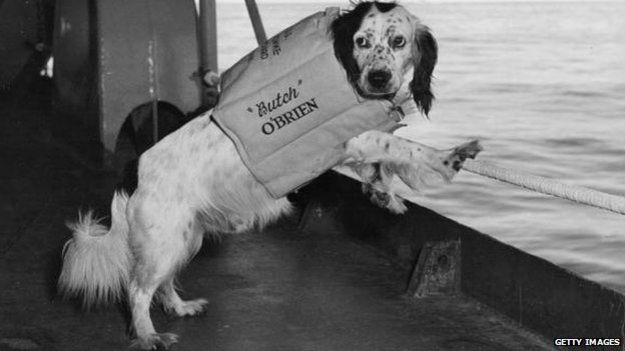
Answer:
[354,36,371,49]
[392,36,406,48]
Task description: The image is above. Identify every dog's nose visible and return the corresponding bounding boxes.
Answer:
[367,70,392,89]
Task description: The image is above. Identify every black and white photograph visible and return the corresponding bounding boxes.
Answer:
[0,0,623,349]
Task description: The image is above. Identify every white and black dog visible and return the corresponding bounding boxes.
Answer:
[59,2,480,349]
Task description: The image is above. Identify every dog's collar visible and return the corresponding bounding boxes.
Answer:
[387,68,419,124]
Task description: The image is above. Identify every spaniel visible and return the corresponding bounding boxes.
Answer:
[58,2,480,349]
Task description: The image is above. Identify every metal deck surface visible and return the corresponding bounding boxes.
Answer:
[0,73,552,350]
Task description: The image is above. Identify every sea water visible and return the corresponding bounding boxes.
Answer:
[214,1,625,292]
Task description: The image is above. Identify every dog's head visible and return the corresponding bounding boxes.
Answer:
[331,1,438,115]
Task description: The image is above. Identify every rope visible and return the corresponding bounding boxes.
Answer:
[463,159,625,216]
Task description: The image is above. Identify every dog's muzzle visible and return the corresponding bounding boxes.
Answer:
[367,69,392,89]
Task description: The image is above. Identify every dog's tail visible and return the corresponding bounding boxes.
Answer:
[58,191,132,307]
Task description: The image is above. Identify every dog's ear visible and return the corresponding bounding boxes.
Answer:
[410,25,438,116]
[330,3,375,88]
[331,16,359,86]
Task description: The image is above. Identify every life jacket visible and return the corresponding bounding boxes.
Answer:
[212,7,417,198]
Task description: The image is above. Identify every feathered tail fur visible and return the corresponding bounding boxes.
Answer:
[58,191,132,307]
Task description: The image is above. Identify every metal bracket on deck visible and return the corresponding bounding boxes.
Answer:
[407,240,461,298]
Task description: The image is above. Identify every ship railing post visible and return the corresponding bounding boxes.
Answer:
[245,0,267,45]
[198,0,218,107]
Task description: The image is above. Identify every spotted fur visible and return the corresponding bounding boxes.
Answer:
[332,1,438,114]
[57,2,479,349]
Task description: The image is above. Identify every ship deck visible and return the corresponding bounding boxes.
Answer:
[0,71,554,350]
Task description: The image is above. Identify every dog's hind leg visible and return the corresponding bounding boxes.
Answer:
[159,219,208,317]
[159,279,209,317]
[127,200,200,350]
[128,279,179,350]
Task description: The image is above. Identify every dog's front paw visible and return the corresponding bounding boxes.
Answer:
[439,140,482,180]
[131,332,179,350]
[363,183,389,206]
[362,184,407,214]
[385,195,407,214]
[451,140,482,169]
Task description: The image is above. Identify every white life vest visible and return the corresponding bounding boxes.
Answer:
[212,7,417,198]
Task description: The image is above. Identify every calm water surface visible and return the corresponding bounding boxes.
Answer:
[214,1,625,292]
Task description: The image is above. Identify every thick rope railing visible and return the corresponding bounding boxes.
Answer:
[463,159,625,216]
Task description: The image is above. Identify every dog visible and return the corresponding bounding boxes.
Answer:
[58,2,481,349]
